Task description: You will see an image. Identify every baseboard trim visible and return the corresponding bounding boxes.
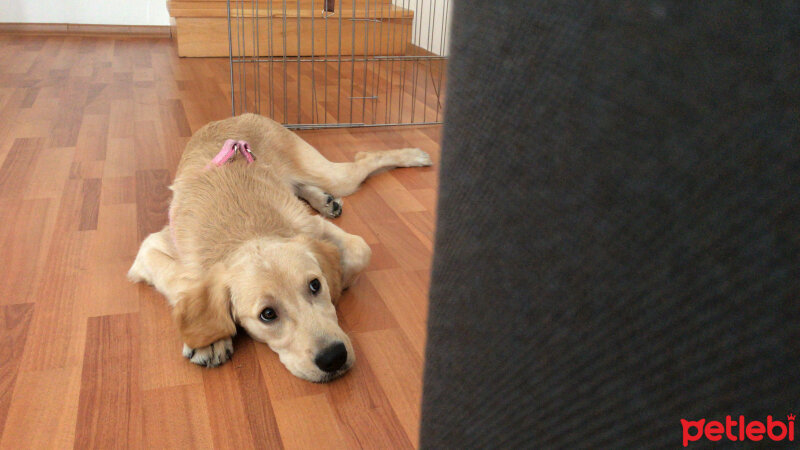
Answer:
[0,23,171,38]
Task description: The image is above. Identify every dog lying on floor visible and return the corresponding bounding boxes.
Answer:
[127,113,432,382]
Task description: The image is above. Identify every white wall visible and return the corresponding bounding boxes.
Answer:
[395,0,452,56]
[1,0,446,42]
[0,0,170,26]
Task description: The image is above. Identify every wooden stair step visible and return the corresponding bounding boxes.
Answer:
[174,15,412,57]
[167,2,414,21]
[167,0,402,17]
[168,2,406,19]
[177,0,392,4]
[172,10,413,57]
[169,0,412,57]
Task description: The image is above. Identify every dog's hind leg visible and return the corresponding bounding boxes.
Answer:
[295,183,343,219]
[296,147,433,200]
[311,216,372,290]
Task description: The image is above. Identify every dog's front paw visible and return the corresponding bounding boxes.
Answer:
[127,246,153,284]
[342,235,371,289]
[182,337,233,368]
[322,194,343,219]
[126,260,147,284]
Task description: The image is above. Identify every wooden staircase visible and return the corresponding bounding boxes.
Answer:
[167,0,414,57]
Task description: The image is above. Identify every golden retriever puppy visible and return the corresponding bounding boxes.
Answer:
[127,113,432,382]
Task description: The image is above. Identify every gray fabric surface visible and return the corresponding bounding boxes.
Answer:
[420,1,799,448]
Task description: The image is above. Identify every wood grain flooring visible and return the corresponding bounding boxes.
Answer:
[0,33,440,449]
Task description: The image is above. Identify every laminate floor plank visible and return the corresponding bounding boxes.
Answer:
[0,303,35,434]
[73,313,142,449]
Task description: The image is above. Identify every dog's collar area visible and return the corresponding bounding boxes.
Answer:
[205,139,255,169]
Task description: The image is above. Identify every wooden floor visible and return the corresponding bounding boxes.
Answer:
[0,33,440,449]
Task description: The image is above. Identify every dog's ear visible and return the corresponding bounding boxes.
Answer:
[172,267,236,349]
[305,238,343,303]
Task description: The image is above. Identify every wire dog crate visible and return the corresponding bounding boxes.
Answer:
[226,0,451,128]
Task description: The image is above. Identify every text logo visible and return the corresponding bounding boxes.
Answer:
[681,414,795,447]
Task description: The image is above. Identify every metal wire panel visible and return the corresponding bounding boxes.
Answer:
[227,0,450,128]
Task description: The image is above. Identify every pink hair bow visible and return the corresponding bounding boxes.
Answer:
[205,139,255,169]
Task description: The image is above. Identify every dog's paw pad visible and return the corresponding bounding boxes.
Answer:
[183,337,233,368]
[322,195,343,218]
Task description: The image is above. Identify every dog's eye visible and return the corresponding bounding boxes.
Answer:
[259,307,278,323]
[309,278,321,295]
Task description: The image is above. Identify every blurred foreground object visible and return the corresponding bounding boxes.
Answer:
[421,1,799,447]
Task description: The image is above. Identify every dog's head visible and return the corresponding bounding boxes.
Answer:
[173,236,353,382]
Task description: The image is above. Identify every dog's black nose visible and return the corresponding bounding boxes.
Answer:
[315,342,347,373]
